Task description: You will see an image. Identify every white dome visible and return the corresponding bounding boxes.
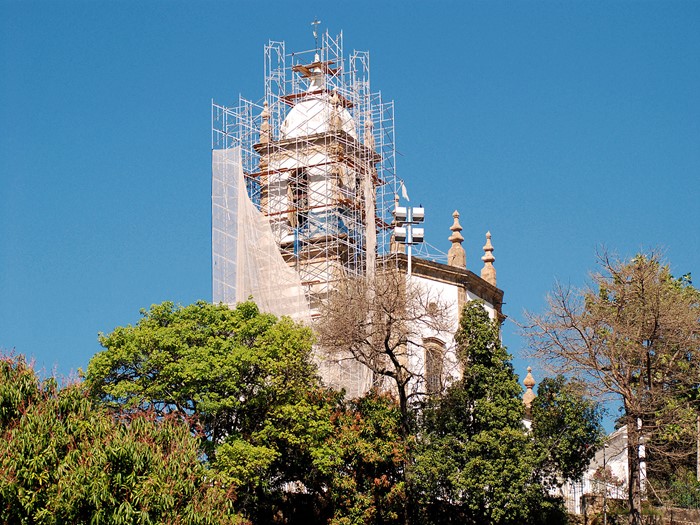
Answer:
[280,95,357,139]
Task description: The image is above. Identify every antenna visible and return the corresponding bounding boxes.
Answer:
[311,17,321,51]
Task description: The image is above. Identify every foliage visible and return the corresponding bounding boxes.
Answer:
[87,301,318,449]
[592,466,625,491]
[324,391,408,525]
[86,301,412,524]
[526,252,700,524]
[217,386,345,524]
[666,468,700,509]
[413,301,560,525]
[215,387,408,525]
[531,375,604,487]
[0,353,241,525]
[86,301,341,522]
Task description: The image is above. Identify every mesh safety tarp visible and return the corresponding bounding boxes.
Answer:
[212,148,310,322]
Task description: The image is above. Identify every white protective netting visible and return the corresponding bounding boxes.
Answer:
[212,147,311,323]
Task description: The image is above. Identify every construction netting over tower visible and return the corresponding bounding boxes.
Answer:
[212,31,399,317]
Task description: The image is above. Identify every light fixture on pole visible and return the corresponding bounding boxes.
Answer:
[393,203,425,275]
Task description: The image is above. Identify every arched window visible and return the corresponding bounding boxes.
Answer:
[424,338,445,395]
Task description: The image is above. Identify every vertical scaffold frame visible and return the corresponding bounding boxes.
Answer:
[212,31,400,312]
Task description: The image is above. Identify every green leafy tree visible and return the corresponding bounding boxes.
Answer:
[86,301,419,524]
[86,301,318,448]
[325,391,408,525]
[526,252,700,524]
[413,301,555,525]
[531,375,604,488]
[86,300,338,522]
[0,353,241,525]
[216,386,345,524]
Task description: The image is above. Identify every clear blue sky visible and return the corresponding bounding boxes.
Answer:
[2,1,699,421]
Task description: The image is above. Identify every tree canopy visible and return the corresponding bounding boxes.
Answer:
[85,300,413,525]
[86,301,341,521]
[0,354,240,525]
[530,375,603,487]
[526,252,700,523]
[413,301,552,525]
[86,301,319,448]
[3,290,615,524]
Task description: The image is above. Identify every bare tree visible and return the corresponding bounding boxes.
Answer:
[525,251,700,525]
[315,266,453,438]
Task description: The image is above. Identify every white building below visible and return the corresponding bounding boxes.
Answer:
[212,30,504,399]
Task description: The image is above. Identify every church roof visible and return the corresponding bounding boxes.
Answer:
[280,93,357,139]
[384,253,505,320]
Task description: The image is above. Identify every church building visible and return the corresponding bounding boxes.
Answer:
[211,30,503,398]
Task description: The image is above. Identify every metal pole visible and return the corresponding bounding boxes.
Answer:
[407,207,412,276]
[603,443,608,525]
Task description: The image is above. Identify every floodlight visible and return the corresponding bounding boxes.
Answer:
[393,206,407,223]
[412,227,425,243]
[394,226,407,242]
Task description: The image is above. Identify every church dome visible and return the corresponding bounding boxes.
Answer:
[280,94,357,139]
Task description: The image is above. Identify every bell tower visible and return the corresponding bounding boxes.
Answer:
[253,60,381,309]
[213,31,399,313]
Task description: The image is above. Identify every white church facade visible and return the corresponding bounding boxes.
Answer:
[211,30,503,398]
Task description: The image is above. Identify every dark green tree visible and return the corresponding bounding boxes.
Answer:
[413,301,557,525]
[0,353,241,525]
[531,375,604,489]
[324,391,408,525]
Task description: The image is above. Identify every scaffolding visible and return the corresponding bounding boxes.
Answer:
[212,31,399,315]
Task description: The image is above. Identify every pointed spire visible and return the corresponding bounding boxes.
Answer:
[447,210,466,269]
[308,53,324,91]
[480,231,496,286]
[523,366,536,415]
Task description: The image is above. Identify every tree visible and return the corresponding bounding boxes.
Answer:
[0,353,241,525]
[86,300,416,524]
[530,375,604,489]
[86,301,318,448]
[316,268,453,525]
[324,391,408,525]
[85,300,337,522]
[315,267,452,439]
[413,301,555,525]
[525,252,700,524]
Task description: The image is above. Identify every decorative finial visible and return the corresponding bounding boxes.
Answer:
[447,210,466,269]
[480,231,496,286]
[524,366,535,388]
[523,366,536,414]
